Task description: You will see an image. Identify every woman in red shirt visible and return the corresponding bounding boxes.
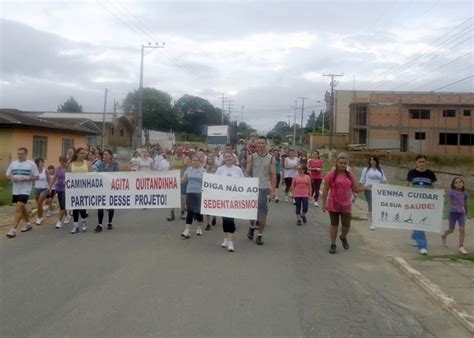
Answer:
[322,155,367,254]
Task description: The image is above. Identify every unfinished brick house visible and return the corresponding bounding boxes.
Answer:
[337,90,474,156]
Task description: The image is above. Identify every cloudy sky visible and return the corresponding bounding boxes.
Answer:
[1,0,473,131]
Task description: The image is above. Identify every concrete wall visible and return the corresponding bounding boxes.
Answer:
[310,133,347,150]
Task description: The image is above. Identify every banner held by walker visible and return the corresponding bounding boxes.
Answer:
[65,170,181,209]
[201,173,259,220]
[372,184,444,232]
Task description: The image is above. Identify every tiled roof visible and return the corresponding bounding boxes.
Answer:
[0,109,100,134]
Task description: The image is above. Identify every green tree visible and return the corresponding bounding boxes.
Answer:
[267,121,292,142]
[305,111,317,132]
[236,121,256,140]
[175,94,229,135]
[57,97,83,112]
[122,88,181,131]
[314,110,329,133]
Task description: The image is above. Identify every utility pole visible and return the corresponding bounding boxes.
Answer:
[292,100,298,146]
[112,99,118,153]
[323,73,343,151]
[137,43,165,149]
[227,99,234,122]
[298,96,308,145]
[220,92,226,125]
[286,115,292,126]
[101,88,108,149]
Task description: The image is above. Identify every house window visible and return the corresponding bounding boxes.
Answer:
[460,134,473,146]
[415,132,426,140]
[439,133,458,145]
[464,109,471,117]
[33,136,48,159]
[62,138,74,155]
[120,129,125,137]
[354,105,368,126]
[409,109,430,119]
[442,109,456,117]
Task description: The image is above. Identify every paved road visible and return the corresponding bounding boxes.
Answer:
[1,201,469,337]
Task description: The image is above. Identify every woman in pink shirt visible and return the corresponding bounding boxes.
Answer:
[322,154,367,254]
[291,164,312,226]
[307,150,324,207]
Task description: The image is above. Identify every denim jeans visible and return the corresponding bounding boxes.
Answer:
[411,230,428,250]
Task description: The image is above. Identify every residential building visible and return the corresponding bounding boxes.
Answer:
[0,109,99,176]
[38,111,135,147]
[345,91,474,155]
[330,90,473,155]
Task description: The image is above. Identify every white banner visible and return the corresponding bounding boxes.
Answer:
[65,170,181,209]
[372,184,444,232]
[201,173,259,220]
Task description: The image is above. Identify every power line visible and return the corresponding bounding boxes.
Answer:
[367,16,473,89]
[431,75,474,92]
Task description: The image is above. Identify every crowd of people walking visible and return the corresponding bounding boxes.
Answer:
[4,138,469,256]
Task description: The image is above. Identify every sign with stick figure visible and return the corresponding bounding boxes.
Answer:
[372,184,444,232]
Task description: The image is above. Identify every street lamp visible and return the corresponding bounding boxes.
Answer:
[136,42,165,148]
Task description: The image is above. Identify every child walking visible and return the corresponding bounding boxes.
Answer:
[441,177,469,255]
[291,164,312,226]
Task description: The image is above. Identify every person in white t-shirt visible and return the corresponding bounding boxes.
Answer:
[5,147,39,238]
[138,149,153,171]
[153,149,165,171]
[156,150,172,171]
[359,155,388,230]
[215,151,244,252]
[217,144,239,167]
[33,158,50,225]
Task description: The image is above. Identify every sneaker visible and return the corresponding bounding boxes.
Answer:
[340,236,349,250]
[181,230,190,239]
[221,238,228,248]
[247,227,255,240]
[284,196,289,202]
[166,210,175,221]
[205,224,211,231]
[411,239,418,247]
[35,218,43,225]
[107,223,113,230]
[369,224,375,231]
[301,216,307,224]
[55,221,62,229]
[180,210,186,220]
[441,236,447,247]
[256,235,264,245]
[94,225,103,233]
[81,220,87,232]
[419,248,428,255]
[196,227,203,236]
[227,241,235,252]
[6,228,16,238]
[459,246,468,255]
[296,219,302,226]
[63,215,71,225]
[211,216,217,226]
[329,244,337,254]
[20,222,33,232]
[314,201,319,207]
[71,225,79,234]
[275,198,279,204]
[46,210,51,217]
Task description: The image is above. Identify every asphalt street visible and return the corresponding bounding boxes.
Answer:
[0,200,470,337]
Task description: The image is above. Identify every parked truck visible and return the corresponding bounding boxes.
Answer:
[207,125,230,148]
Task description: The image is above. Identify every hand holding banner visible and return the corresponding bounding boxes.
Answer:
[201,173,259,220]
[372,184,444,232]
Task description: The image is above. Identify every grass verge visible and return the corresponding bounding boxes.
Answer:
[418,254,474,262]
